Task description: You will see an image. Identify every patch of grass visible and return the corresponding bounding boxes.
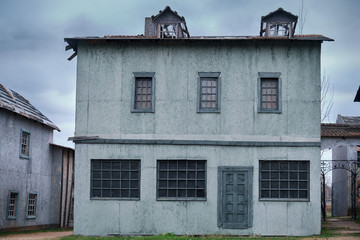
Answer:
[0,227,72,237]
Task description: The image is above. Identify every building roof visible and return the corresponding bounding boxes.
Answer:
[64,34,333,55]
[261,7,298,22]
[151,6,185,22]
[0,84,60,131]
[321,123,360,138]
[354,86,360,102]
[337,115,360,125]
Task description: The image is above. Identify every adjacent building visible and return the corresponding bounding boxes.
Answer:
[65,6,332,236]
[0,84,74,230]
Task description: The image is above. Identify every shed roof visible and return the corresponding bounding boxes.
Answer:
[0,84,60,131]
[354,86,360,102]
[321,123,360,138]
[151,6,185,22]
[261,7,298,22]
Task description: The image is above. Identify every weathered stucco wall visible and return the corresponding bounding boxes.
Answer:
[73,40,321,236]
[0,109,59,229]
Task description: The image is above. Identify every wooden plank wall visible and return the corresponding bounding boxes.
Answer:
[60,148,74,228]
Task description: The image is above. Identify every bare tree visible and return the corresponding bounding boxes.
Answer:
[298,0,307,34]
[321,70,334,122]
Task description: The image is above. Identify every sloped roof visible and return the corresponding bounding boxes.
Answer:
[261,7,298,22]
[337,115,360,125]
[151,6,185,22]
[321,123,360,138]
[354,86,360,102]
[0,84,60,131]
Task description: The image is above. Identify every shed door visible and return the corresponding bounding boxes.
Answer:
[218,167,253,229]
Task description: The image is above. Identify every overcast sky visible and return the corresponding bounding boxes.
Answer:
[0,0,359,147]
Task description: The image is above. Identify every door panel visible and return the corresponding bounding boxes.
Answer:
[218,167,253,229]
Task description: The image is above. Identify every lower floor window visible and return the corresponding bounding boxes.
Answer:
[260,161,309,200]
[91,160,140,199]
[27,193,37,218]
[157,160,206,200]
[7,192,18,219]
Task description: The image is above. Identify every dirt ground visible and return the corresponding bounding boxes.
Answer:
[0,231,73,240]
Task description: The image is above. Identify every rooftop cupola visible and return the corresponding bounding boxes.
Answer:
[145,6,190,38]
[260,8,298,38]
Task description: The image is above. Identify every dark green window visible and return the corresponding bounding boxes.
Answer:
[7,191,18,219]
[91,160,140,200]
[260,161,309,200]
[157,160,206,200]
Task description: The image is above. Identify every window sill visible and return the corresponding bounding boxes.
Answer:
[156,198,207,201]
[131,109,154,113]
[90,197,140,201]
[20,155,30,159]
[26,216,36,219]
[258,110,282,114]
[6,217,17,220]
[259,198,310,202]
[197,110,221,113]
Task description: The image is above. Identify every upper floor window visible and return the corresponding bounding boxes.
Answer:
[7,191,18,219]
[258,72,281,113]
[197,72,221,113]
[268,23,291,36]
[158,23,178,38]
[132,72,155,113]
[20,129,30,158]
[27,193,37,218]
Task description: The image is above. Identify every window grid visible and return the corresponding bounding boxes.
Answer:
[135,77,152,110]
[200,77,218,110]
[261,79,278,110]
[260,161,309,200]
[21,130,30,157]
[7,192,18,219]
[91,160,140,199]
[27,193,37,218]
[157,160,206,200]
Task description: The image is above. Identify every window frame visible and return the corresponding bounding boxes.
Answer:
[20,129,31,159]
[257,72,282,113]
[156,160,207,201]
[259,160,310,202]
[7,191,19,220]
[197,72,221,113]
[90,159,141,200]
[131,72,155,113]
[26,192,38,219]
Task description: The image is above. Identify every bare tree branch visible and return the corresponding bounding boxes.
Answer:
[298,0,308,34]
[321,70,334,122]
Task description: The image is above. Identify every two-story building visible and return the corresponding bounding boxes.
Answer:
[65,6,332,236]
[0,84,74,230]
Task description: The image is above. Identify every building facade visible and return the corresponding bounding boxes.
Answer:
[0,84,74,230]
[65,7,332,236]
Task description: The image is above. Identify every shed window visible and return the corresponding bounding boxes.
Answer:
[259,161,309,200]
[157,160,206,200]
[20,129,30,158]
[91,160,140,200]
[132,72,155,113]
[7,192,18,219]
[27,193,37,218]
[197,72,221,113]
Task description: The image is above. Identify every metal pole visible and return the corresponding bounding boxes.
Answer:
[322,173,326,221]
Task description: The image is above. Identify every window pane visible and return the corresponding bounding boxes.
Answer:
[259,160,309,200]
[157,160,206,200]
[91,160,140,199]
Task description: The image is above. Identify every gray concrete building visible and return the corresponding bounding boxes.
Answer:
[65,6,332,236]
[330,115,360,217]
[0,84,74,230]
